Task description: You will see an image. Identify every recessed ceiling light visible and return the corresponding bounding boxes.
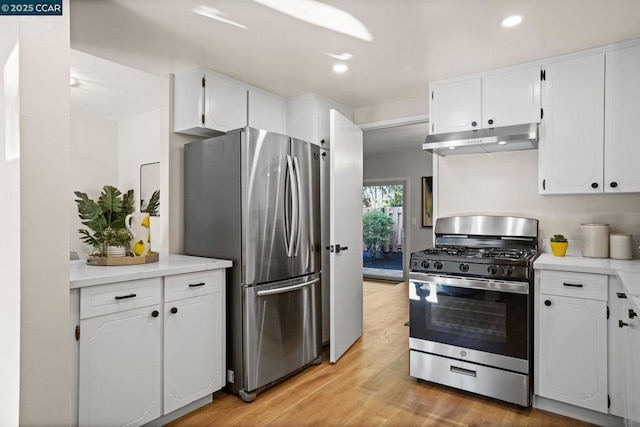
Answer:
[69,77,79,87]
[193,5,248,29]
[325,52,354,61]
[449,146,456,150]
[500,15,523,28]
[333,63,348,73]
[498,141,507,145]
[252,0,373,42]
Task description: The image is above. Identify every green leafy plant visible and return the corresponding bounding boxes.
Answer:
[550,234,568,242]
[74,185,134,254]
[363,210,395,256]
[103,227,132,249]
[141,189,160,216]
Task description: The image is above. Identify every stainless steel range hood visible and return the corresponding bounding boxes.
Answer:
[423,123,538,156]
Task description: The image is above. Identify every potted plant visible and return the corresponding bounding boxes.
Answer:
[103,227,132,257]
[550,234,569,257]
[363,210,394,259]
[74,185,134,256]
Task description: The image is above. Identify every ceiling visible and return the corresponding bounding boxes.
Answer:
[69,0,640,152]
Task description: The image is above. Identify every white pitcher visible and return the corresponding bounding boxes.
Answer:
[125,212,150,256]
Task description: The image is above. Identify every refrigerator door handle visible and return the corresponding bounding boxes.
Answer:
[285,155,296,257]
[256,278,320,297]
[292,156,302,256]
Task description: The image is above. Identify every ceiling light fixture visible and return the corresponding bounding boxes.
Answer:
[498,141,507,145]
[325,52,354,61]
[193,5,248,29]
[252,0,373,42]
[333,63,348,73]
[500,15,523,28]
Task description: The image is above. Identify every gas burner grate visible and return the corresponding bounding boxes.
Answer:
[481,248,528,260]
[422,246,469,256]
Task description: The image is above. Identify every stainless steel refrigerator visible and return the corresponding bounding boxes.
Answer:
[184,127,322,402]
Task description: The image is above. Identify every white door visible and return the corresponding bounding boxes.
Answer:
[329,110,363,363]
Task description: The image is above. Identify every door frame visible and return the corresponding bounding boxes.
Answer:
[362,178,409,282]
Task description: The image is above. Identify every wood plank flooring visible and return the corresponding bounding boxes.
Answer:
[169,281,592,426]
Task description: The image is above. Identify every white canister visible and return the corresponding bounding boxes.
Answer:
[581,223,610,258]
[610,234,633,260]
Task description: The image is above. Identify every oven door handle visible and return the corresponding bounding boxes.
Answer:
[450,365,477,377]
[409,273,528,294]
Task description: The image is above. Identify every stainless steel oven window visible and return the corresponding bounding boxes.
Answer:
[430,294,507,343]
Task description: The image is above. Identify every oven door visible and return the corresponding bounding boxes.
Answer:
[409,272,530,372]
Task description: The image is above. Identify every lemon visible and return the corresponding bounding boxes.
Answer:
[133,240,146,256]
[141,216,150,228]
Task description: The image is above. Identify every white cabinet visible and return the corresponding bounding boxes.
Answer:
[163,270,225,415]
[608,277,627,417]
[537,270,608,413]
[248,87,286,134]
[538,53,605,194]
[286,93,353,147]
[604,44,640,193]
[79,278,163,427]
[429,66,540,135]
[174,67,248,136]
[623,298,640,426]
[76,270,226,427]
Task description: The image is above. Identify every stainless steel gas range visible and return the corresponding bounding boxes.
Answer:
[409,215,539,407]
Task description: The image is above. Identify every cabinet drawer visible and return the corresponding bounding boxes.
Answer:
[539,270,607,301]
[164,270,224,303]
[80,278,162,319]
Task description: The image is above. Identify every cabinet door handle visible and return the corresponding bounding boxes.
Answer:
[189,282,206,288]
[544,300,552,306]
[471,121,477,127]
[170,307,178,314]
[591,182,599,189]
[151,310,159,318]
[610,182,618,188]
[619,320,629,328]
[115,293,137,300]
[563,283,583,288]
[630,309,638,319]
[487,119,494,125]
[617,292,627,299]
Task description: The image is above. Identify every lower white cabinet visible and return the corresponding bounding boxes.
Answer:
[537,270,608,413]
[623,298,640,426]
[76,270,226,427]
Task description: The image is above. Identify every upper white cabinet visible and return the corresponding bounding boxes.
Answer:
[604,44,640,193]
[539,44,640,195]
[286,93,353,148]
[429,66,541,135]
[538,54,605,194]
[248,88,286,134]
[174,67,286,136]
[174,67,248,136]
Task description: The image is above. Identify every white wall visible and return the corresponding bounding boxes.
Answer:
[438,150,640,254]
[19,4,71,425]
[0,19,20,427]
[355,96,427,124]
[364,148,435,268]
[70,116,118,258]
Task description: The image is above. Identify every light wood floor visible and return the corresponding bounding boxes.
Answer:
[170,281,591,427]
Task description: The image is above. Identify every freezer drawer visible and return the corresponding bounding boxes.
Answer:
[243,274,322,392]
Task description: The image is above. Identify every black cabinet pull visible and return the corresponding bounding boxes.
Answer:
[488,119,494,125]
[619,320,629,328]
[544,300,552,306]
[115,293,136,300]
[170,307,178,314]
[189,282,206,288]
[151,310,159,318]
[610,182,618,188]
[471,121,477,127]
[630,309,638,319]
[591,182,599,189]
[321,152,326,157]
[320,139,326,144]
[617,292,627,299]
[563,283,583,288]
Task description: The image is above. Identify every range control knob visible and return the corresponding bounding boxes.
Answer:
[459,263,469,272]
[421,260,430,269]
[502,267,512,277]
[434,261,443,270]
[487,265,498,275]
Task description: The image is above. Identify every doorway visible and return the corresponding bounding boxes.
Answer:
[362,181,406,282]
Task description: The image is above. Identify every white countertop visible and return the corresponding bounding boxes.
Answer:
[70,254,232,289]
[534,253,640,307]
